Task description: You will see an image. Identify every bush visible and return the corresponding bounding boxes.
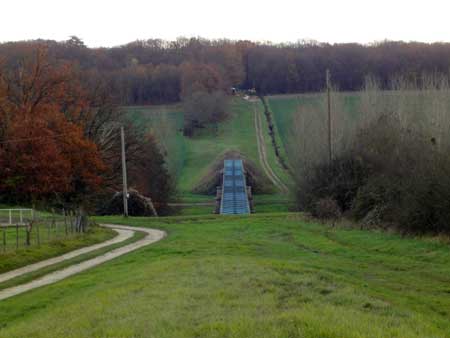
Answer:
[295,155,370,214]
[314,198,342,221]
[183,90,229,136]
[295,109,450,234]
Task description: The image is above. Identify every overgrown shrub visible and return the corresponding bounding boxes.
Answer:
[183,90,229,136]
[292,74,450,234]
[295,155,370,214]
[314,198,342,221]
[295,112,450,234]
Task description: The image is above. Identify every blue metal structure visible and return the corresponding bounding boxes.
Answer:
[220,159,251,215]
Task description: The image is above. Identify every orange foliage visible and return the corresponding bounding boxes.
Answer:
[0,48,105,202]
[180,62,226,97]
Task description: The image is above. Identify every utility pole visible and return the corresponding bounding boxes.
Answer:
[120,126,129,217]
[326,69,332,165]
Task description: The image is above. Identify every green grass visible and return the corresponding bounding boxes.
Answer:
[267,90,450,169]
[1,213,449,337]
[267,94,322,167]
[0,225,115,274]
[258,100,293,188]
[252,194,294,213]
[175,205,215,216]
[124,105,186,179]
[176,193,214,203]
[124,98,293,205]
[178,98,261,193]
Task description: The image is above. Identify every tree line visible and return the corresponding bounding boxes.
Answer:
[2,37,450,105]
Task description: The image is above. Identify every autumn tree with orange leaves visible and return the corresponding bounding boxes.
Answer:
[0,47,174,219]
[0,48,106,225]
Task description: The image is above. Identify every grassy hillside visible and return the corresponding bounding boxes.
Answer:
[1,214,449,337]
[178,98,261,193]
[125,105,186,180]
[125,98,293,204]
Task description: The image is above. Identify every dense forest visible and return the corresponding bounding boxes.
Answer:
[2,37,450,105]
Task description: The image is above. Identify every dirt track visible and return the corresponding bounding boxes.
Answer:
[253,104,289,193]
[0,224,165,301]
[0,228,134,285]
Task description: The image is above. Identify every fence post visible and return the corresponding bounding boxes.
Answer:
[26,223,31,246]
[47,215,51,240]
[16,224,19,249]
[37,222,40,247]
[64,209,68,236]
[52,209,57,238]
[9,210,12,226]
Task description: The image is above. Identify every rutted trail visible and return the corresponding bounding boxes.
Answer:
[0,228,134,285]
[0,224,166,301]
[253,104,289,193]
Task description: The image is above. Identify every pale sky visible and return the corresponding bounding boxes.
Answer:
[1,0,449,47]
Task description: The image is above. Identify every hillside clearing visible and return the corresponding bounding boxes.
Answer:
[125,98,293,208]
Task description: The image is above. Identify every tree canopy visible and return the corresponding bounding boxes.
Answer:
[2,38,450,104]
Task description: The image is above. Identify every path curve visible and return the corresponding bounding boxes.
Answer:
[0,228,134,284]
[253,104,289,193]
[0,224,166,301]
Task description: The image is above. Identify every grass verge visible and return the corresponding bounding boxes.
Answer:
[0,213,449,337]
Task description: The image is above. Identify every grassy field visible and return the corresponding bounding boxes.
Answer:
[125,97,293,205]
[267,90,450,169]
[1,213,449,337]
[267,93,338,168]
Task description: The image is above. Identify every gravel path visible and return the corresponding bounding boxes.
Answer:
[0,224,166,301]
[0,228,133,284]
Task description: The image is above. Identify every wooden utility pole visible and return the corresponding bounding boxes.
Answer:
[326,69,332,165]
[120,126,129,217]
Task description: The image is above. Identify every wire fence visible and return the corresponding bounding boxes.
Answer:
[0,208,86,253]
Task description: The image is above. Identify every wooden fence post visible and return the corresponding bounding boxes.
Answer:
[64,209,68,236]
[47,217,51,240]
[26,223,31,246]
[37,222,40,247]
